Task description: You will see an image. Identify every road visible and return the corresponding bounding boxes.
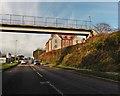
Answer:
[2,63,119,95]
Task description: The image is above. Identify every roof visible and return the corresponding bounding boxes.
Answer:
[51,34,75,40]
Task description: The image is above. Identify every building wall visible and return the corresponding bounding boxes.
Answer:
[51,34,61,50]
[46,42,49,53]
[49,39,52,52]
[62,40,73,48]
[46,34,82,52]
[73,36,82,45]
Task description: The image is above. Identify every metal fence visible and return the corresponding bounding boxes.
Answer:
[0,14,92,29]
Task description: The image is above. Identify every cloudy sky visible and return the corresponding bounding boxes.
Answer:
[0,1,118,57]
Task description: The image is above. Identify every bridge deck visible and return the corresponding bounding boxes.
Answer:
[0,14,98,36]
[0,24,94,36]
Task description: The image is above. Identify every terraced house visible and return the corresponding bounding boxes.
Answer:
[46,34,82,52]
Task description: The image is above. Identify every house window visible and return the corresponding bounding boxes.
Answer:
[68,36,71,39]
[54,45,57,48]
[55,39,57,43]
[66,40,69,43]
[62,35,65,38]
[65,40,68,43]
[76,40,78,43]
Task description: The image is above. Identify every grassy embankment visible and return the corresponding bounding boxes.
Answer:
[1,61,19,71]
[39,31,120,81]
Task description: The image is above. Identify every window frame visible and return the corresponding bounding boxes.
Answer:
[54,45,57,48]
[55,39,57,43]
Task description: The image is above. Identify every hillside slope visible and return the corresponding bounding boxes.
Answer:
[39,31,120,72]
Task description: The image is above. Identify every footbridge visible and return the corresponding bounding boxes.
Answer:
[0,14,98,37]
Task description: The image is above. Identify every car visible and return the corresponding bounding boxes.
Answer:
[34,60,40,65]
[21,60,27,64]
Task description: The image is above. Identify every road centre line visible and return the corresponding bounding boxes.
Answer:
[31,67,43,77]
[47,81,64,96]
[36,72,43,77]
[31,66,64,96]
[40,81,49,84]
[31,66,63,95]
[32,68,36,71]
[40,81,64,96]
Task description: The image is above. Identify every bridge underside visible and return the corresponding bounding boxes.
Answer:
[0,24,96,37]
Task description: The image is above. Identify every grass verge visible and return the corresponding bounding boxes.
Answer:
[55,65,120,82]
[1,62,18,71]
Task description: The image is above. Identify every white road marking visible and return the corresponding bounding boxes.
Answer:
[31,67,63,95]
[40,81,49,84]
[39,81,64,95]
[47,81,64,96]
[9,71,12,72]
[31,67,43,77]
[33,68,35,71]
[36,72,43,77]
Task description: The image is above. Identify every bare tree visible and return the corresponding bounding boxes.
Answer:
[94,23,113,33]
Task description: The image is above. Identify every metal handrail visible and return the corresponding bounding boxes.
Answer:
[0,14,92,29]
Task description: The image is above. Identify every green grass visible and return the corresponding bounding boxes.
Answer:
[76,70,120,81]
[39,31,120,80]
[1,62,18,70]
[55,65,120,81]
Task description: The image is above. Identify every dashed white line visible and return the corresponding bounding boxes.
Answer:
[31,67,63,95]
[40,81,49,84]
[33,68,35,71]
[36,72,43,77]
[47,81,64,96]
[40,81,64,96]
[31,67,43,77]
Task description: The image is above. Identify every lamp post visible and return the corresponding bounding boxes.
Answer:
[89,16,92,29]
[37,49,40,60]
[15,40,18,61]
[38,50,39,60]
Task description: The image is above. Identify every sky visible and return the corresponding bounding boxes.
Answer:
[0,2,118,57]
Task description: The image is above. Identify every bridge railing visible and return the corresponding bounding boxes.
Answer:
[0,14,91,29]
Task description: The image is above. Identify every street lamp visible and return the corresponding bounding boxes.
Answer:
[37,48,40,60]
[89,16,92,29]
[15,40,18,61]
[38,50,39,60]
